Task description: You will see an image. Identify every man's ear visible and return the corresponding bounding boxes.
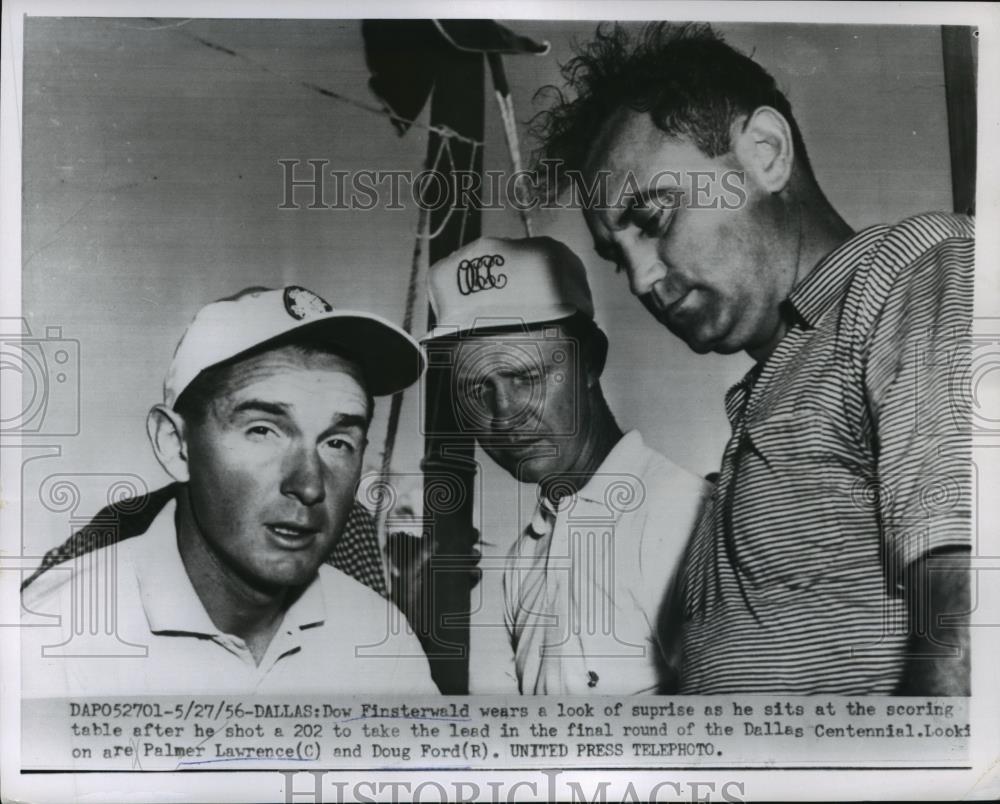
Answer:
[731,106,795,194]
[146,404,191,483]
[585,329,609,389]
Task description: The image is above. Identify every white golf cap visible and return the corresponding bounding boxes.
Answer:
[423,236,594,340]
[163,285,425,407]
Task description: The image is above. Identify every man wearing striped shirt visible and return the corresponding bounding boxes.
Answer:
[535,23,972,694]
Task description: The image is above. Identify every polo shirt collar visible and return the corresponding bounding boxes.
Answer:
[135,498,326,636]
[786,225,889,328]
[557,430,647,520]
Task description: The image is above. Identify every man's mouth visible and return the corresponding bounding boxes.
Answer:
[265,522,320,549]
[669,292,697,320]
[643,286,695,324]
[497,435,546,451]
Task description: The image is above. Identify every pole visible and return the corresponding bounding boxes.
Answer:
[487,52,533,237]
[941,26,977,215]
[418,44,484,695]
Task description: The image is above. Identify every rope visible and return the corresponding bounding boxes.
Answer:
[374,202,429,542]
[423,136,479,241]
[374,124,478,541]
[488,54,533,237]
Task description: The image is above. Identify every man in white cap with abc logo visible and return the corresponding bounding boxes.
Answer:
[22,286,437,696]
[425,237,711,694]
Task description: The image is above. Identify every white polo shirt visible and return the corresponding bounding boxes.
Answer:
[502,431,711,695]
[22,500,437,697]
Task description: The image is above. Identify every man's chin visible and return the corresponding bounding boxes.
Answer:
[484,444,551,481]
[249,558,323,592]
[667,320,720,354]
[688,335,743,355]
[508,454,555,485]
[669,316,742,355]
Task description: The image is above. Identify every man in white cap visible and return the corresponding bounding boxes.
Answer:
[424,237,711,694]
[22,285,437,696]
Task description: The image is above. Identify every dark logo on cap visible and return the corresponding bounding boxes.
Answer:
[284,286,333,320]
[456,254,508,296]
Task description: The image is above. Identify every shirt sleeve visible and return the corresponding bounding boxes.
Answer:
[863,232,974,589]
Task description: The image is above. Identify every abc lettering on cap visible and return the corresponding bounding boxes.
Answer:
[424,236,595,341]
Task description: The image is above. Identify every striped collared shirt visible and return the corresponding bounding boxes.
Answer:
[674,212,974,694]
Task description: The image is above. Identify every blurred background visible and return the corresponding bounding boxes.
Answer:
[20,18,955,690]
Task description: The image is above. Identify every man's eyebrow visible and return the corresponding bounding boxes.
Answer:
[593,188,677,263]
[599,193,648,242]
[624,188,668,216]
[329,413,368,430]
[230,399,291,417]
[611,198,635,229]
[589,213,622,262]
[318,413,369,442]
[497,364,540,376]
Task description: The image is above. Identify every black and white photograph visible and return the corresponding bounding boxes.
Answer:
[1,1,998,801]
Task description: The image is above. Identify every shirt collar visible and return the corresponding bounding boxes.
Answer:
[134,498,326,636]
[785,225,889,328]
[556,430,648,519]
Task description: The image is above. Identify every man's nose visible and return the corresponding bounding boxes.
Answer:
[281,447,326,506]
[620,242,669,297]
[491,381,529,430]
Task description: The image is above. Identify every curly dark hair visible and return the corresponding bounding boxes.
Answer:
[530,22,813,197]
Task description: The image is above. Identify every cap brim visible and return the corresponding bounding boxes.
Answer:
[261,311,425,397]
[421,304,583,342]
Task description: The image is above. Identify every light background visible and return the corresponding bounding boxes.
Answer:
[21,18,954,691]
